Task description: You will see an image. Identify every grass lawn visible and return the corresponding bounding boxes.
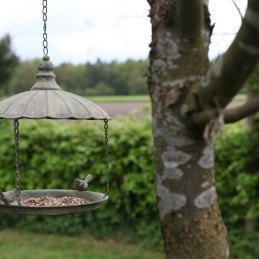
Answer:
[0,229,164,259]
[1,93,245,103]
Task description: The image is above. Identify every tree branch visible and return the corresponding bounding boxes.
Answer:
[179,0,204,40]
[147,0,153,7]
[224,98,259,123]
[191,98,259,126]
[185,0,259,114]
[231,0,244,20]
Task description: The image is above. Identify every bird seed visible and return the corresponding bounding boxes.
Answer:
[11,196,89,206]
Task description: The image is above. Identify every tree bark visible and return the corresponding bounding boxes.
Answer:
[147,0,259,258]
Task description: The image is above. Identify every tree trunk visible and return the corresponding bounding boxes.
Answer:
[153,129,229,258]
[147,0,259,257]
[148,1,229,258]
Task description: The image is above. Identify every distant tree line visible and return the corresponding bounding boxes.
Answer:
[0,34,19,90]
[0,46,149,96]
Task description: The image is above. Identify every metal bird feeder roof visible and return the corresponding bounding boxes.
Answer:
[0,55,111,120]
[0,1,111,215]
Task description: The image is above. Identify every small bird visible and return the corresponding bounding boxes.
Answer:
[0,188,18,205]
[74,174,92,191]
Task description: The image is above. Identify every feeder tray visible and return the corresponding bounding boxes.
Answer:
[0,56,111,216]
[0,190,108,215]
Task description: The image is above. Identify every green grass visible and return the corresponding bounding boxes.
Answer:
[0,229,164,259]
[1,93,245,103]
[86,95,150,103]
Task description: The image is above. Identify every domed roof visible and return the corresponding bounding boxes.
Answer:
[0,55,111,120]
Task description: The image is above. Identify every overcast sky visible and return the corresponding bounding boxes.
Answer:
[0,0,247,65]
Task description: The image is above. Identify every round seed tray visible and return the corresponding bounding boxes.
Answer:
[0,190,108,215]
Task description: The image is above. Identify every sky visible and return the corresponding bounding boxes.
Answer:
[0,0,248,65]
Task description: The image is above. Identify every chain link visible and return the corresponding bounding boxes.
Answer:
[13,119,21,205]
[104,119,109,197]
[42,0,48,55]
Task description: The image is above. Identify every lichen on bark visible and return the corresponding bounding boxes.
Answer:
[147,0,231,258]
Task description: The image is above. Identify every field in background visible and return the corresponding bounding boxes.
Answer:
[87,94,245,103]
[0,229,163,259]
[0,94,245,103]
[87,95,150,103]
[86,94,245,117]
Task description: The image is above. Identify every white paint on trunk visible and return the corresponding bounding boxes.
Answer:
[238,41,259,55]
[153,115,194,147]
[198,145,214,169]
[167,59,179,70]
[202,29,210,40]
[180,104,188,116]
[201,70,211,88]
[166,112,185,129]
[188,75,199,82]
[151,75,160,101]
[245,9,259,30]
[226,246,230,257]
[156,175,187,219]
[162,148,191,168]
[194,186,217,208]
[161,76,197,88]
[204,42,209,48]
[162,79,185,88]
[213,55,224,77]
[156,39,181,60]
[162,168,183,180]
[152,59,167,75]
[201,181,210,188]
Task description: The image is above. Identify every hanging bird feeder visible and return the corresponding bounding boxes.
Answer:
[0,0,111,215]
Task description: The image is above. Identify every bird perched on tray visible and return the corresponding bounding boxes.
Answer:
[74,174,92,191]
[0,188,18,205]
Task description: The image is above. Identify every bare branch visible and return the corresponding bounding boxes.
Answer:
[231,0,244,20]
[185,0,259,115]
[224,98,259,123]
[147,0,153,7]
[179,0,204,40]
[191,98,259,126]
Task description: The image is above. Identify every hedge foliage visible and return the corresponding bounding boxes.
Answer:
[0,114,162,245]
[0,114,258,257]
[215,123,259,259]
[215,124,259,226]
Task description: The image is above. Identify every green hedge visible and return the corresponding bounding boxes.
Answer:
[0,115,259,257]
[215,123,259,226]
[215,123,259,259]
[0,115,161,246]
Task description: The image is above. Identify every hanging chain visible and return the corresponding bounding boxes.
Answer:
[13,119,21,205]
[42,0,48,55]
[104,119,110,197]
